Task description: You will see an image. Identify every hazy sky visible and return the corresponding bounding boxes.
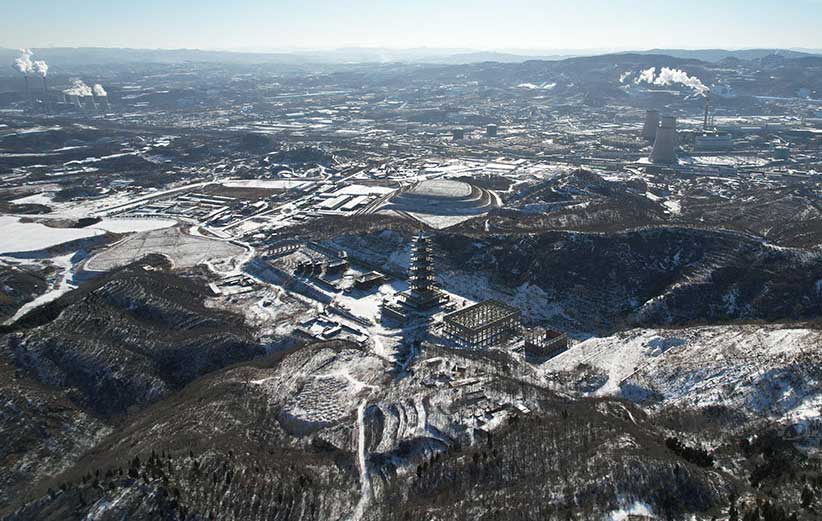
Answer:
[2,0,821,52]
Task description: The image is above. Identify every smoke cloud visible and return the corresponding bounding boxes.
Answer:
[635,67,656,85]
[13,49,33,76]
[93,84,108,97]
[33,60,48,77]
[64,79,93,97]
[634,66,708,95]
[653,67,708,95]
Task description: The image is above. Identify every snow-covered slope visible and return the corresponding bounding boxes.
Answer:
[541,325,822,423]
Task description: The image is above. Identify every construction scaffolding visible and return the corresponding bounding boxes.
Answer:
[443,300,521,348]
[524,327,569,359]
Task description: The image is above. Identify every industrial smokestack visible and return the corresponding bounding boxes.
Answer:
[12,49,33,100]
[32,60,48,108]
[641,110,660,141]
[650,116,678,164]
[33,60,48,96]
[64,79,93,110]
[93,84,110,110]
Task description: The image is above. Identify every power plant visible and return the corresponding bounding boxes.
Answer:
[650,115,678,164]
[641,110,660,141]
[694,95,733,151]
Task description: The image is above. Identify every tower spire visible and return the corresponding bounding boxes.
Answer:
[408,231,436,295]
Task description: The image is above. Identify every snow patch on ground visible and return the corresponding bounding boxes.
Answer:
[542,325,822,421]
[607,500,654,520]
[3,252,79,325]
[10,192,55,205]
[90,217,177,234]
[84,227,245,272]
[222,179,311,190]
[0,216,103,254]
[663,199,682,215]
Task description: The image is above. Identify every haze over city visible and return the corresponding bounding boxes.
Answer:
[3,0,822,51]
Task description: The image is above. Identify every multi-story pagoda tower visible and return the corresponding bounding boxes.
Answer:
[409,233,436,294]
[382,231,447,322]
[400,232,442,310]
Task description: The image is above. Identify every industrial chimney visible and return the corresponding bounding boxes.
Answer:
[650,116,677,164]
[641,110,660,141]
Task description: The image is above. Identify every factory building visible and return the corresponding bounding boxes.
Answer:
[694,132,733,151]
[486,124,498,137]
[650,116,678,164]
[443,300,521,348]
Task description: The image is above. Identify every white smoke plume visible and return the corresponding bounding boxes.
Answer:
[13,49,33,76]
[634,67,655,85]
[93,84,107,97]
[63,79,93,97]
[33,60,48,77]
[653,67,708,95]
[634,66,708,95]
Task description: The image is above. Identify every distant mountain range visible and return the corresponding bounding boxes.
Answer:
[1,46,819,72]
[631,48,821,62]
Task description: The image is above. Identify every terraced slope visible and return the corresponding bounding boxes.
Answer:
[0,260,265,513]
[2,262,260,417]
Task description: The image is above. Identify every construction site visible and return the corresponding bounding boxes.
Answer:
[442,300,522,348]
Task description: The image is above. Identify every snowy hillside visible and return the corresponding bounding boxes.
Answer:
[542,325,822,424]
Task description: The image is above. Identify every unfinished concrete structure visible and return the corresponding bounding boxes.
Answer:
[650,116,678,164]
[443,300,521,348]
[641,110,660,141]
[524,327,569,359]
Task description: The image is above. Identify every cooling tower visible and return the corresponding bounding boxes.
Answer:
[641,110,660,141]
[650,116,677,164]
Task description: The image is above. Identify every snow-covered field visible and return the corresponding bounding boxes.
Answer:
[328,184,396,197]
[10,192,55,206]
[90,218,176,234]
[84,227,245,271]
[541,325,822,422]
[0,216,103,254]
[221,179,311,190]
